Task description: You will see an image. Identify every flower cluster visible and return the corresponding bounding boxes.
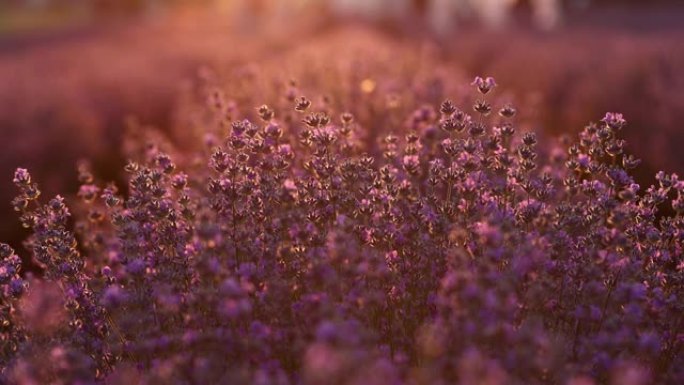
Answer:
[0,78,682,385]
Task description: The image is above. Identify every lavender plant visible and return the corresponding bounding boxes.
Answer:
[0,78,681,385]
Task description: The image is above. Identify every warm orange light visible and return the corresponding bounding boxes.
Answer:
[360,78,376,94]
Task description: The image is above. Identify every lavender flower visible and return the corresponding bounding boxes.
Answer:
[0,77,681,385]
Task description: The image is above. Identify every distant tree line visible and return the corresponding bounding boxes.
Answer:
[1,0,217,13]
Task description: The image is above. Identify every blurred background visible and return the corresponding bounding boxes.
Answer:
[0,0,683,249]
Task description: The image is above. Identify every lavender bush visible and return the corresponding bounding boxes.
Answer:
[3,21,684,253]
[0,77,682,385]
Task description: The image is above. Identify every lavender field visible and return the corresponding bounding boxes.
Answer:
[0,1,683,384]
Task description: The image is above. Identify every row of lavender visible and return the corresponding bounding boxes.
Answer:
[1,77,682,384]
[3,21,683,254]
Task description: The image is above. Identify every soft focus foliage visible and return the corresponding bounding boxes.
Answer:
[2,11,683,250]
[1,74,682,384]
